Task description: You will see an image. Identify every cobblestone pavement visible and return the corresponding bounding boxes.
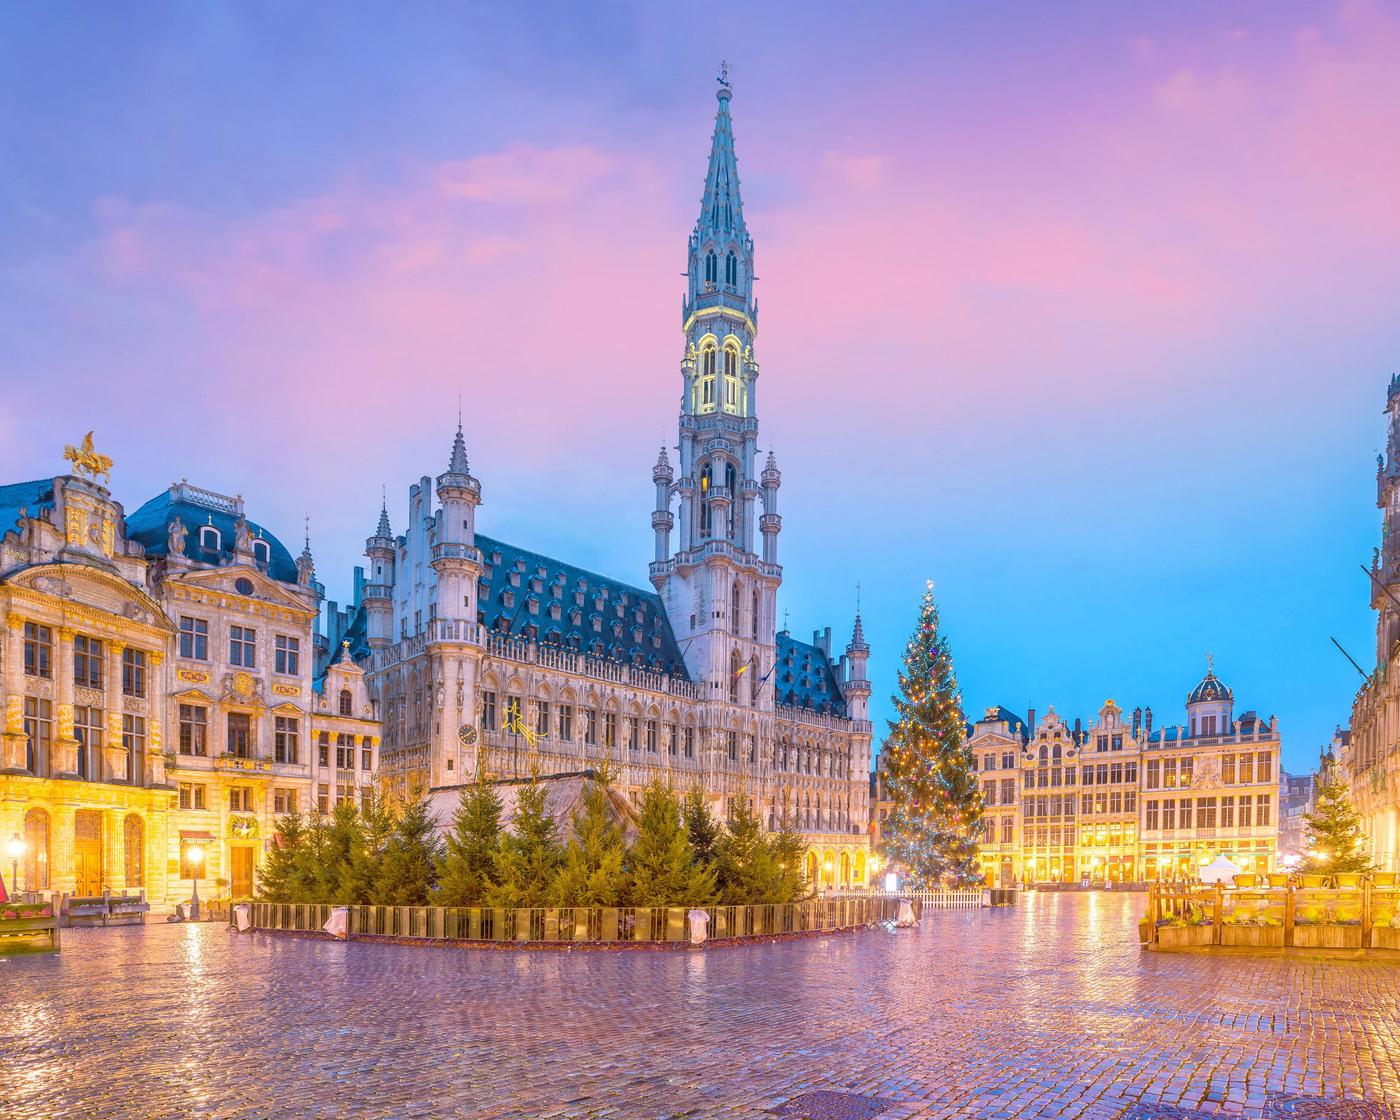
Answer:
[6,892,1400,1120]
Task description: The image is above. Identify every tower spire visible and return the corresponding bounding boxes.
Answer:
[696,65,747,244]
[376,485,392,538]
[448,418,469,475]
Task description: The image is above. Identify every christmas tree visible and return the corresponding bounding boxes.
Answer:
[257,811,308,902]
[879,580,983,887]
[681,786,722,872]
[715,793,779,904]
[433,772,504,907]
[1300,753,1373,876]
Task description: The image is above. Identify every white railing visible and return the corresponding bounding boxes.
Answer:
[830,888,984,909]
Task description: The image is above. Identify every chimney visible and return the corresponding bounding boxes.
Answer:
[1145,706,1154,735]
[1073,717,1082,743]
[1132,707,1143,737]
[1027,708,1037,737]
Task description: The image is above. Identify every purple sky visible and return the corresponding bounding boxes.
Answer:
[4,3,1399,771]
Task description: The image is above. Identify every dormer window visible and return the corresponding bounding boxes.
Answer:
[199,526,221,552]
[338,690,353,717]
[252,540,270,566]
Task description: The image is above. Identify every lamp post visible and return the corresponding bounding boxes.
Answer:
[5,834,24,900]
[187,844,205,921]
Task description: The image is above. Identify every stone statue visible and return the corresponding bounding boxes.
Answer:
[234,517,253,554]
[168,516,187,557]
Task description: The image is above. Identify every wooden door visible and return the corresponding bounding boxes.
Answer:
[73,810,104,896]
[230,846,254,899]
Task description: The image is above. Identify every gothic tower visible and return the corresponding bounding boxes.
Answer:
[653,73,781,721]
[1375,374,1400,661]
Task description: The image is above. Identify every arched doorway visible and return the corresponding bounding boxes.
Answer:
[806,851,818,887]
[840,852,851,888]
[855,851,867,886]
[73,809,104,896]
[123,815,145,889]
[24,808,50,891]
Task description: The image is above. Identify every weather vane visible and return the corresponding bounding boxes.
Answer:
[719,60,730,88]
[1206,651,1215,673]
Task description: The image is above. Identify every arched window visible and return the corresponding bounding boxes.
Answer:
[699,464,713,536]
[732,580,741,623]
[123,814,144,888]
[725,251,737,287]
[24,808,50,890]
[751,589,759,639]
[199,526,221,552]
[704,250,717,286]
[339,689,353,717]
[730,649,741,703]
[724,463,737,538]
[252,540,270,566]
[722,346,741,413]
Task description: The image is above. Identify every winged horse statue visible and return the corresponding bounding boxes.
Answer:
[64,431,113,484]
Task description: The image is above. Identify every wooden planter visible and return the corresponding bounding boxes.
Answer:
[1220,924,1284,948]
[1369,926,1400,951]
[1156,924,1214,949]
[1292,924,1363,949]
[0,915,61,955]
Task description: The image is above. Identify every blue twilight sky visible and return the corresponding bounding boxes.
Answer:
[3,3,1400,772]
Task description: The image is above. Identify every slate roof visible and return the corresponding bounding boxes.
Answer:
[0,479,56,538]
[967,705,1030,742]
[474,534,688,678]
[1187,669,1234,705]
[1145,709,1268,745]
[774,630,847,716]
[125,490,299,584]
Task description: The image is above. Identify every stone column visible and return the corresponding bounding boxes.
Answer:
[147,652,165,787]
[53,628,79,776]
[2,615,28,770]
[104,641,129,782]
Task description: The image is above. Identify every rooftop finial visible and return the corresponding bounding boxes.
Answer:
[718,59,730,90]
[376,486,392,538]
[1206,650,1215,674]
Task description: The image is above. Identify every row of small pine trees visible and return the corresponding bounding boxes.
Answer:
[257,770,810,908]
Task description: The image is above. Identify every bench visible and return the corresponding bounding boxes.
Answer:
[60,890,150,927]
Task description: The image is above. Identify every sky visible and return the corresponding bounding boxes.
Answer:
[3,2,1399,773]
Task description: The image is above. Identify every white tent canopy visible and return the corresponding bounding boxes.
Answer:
[1199,855,1245,884]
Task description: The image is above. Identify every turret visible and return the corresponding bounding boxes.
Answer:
[364,496,395,648]
[842,611,871,721]
[760,449,781,565]
[432,420,483,626]
[651,446,674,562]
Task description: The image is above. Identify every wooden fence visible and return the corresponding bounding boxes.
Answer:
[249,896,911,946]
[1147,883,1400,951]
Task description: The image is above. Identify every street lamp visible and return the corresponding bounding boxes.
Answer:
[187,844,206,921]
[5,834,24,899]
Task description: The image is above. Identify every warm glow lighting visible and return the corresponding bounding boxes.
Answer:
[823,860,833,872]
[188,845,205,867]
[4,835,23,861]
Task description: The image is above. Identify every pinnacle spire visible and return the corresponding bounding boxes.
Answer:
[376,488,392,538]
[696,66,746,243]
[448,420,469,475]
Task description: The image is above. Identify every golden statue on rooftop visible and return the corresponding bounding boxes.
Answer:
[63,431,113,484]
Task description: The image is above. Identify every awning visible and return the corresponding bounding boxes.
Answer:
[179,830,215,841]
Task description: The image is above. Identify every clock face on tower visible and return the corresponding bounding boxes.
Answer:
[458,724,477,746]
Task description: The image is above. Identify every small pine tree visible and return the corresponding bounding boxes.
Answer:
[628,780,717,906]
[258,811,307,902]
[374,789,441,905]
[489,780,565,908]
[315,800,366,903]
[715,793,779,904]
[433,775,504,907]
[552,771,629,906]
[341,793,395,904]
[682,786,721,872]
[291,812,330,901]
[1300,756,1373,875]
[880,580,983,887]
[770,812,810,903]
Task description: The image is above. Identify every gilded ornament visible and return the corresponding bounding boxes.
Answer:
[177,668,209,683]
[233,671,254,697]
[63,431,113,484]
[101,515,115,557]
[65,506,86,546]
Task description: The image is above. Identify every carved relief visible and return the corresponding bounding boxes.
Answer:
[65,506,86,546]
